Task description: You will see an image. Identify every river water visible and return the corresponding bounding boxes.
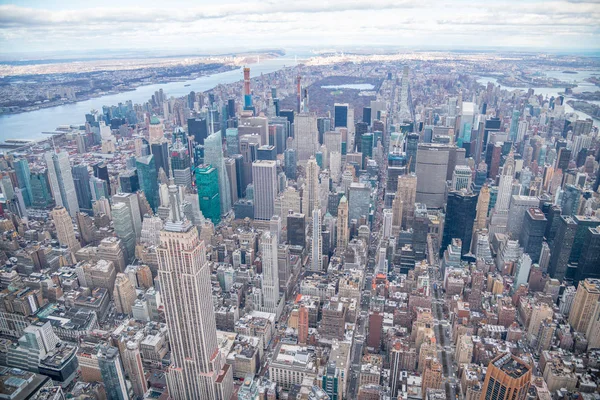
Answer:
[0,57,299,142]
[476,69,600,126]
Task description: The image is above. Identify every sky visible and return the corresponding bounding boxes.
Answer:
[0,0,599,56]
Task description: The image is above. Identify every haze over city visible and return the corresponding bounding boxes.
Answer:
[0,1,599,400]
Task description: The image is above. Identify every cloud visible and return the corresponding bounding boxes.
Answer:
[0,0,598,53]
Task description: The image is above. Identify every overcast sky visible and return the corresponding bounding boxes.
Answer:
[1,0,599,55]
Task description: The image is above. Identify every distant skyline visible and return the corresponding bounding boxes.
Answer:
[0,0,599,55]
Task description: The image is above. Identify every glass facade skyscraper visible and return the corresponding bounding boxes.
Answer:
[136,154,159,212]
[196,165,221,225]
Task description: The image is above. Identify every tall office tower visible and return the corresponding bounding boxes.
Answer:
[71,165,93,212]
[151,140,170,179]
[459,102,475,146]
[297,305,309,345]
[225,128,239,156]
[252,160,277,221]
[284,148,297,180]
[136,154,159,212]
[575,227,600,282]
[415,143,463,208]
[496,152,515,211]
[224,158,239,205]
[560,184,581,216]
[317,117,331,144]
[51,206,81,253]
[90,176,110,201]
[441,190,478,256]
[45,150,79,217]
[171,140,192,189]
[306,157,320,218]
[548,216,577,282]
[112,192,142,238]
[334,103,349,128]
[452,165,472,191]
[473,185,490,231]
[391,196,403,235]
[111,203,136,262]
[98,346,128,400]
[362,107,372,125]
[569,215,600,265]
[260,231,280,313]
[569,279,600,333]
[119,169,139,193]
[204,130,232,215]
[348,182,371,224]
[158,188,230,400]
[196,165,221,225]
[421,358,443,395]
[13,158,33,207]
[311,208,323,271]
[405,133,419,173]
[287,213,306,247]
[149,115,164,144]
[188,117,208,144]
[113,273,136,315]
[507,195,539,238]
[123,341,148,398]
[294,113,319,161]
[519,208,547,263]
[396,174,417,228]
[509,110,520,142]
[480,353,531,400]
[336,196,349,251]
[514,253,532,289]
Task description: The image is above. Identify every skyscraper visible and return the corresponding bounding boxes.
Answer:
[158,186,231,400]
[334,103,349,128]
[45,150,80,217]
[336,196,349,251]
[51,206,81,253]
[112,203,136,263]
[287,213,306,247]
[575,227,600,282]
[196,165,221,225]
[252,160,277,221]
[480,353,531,400]
[568,278,600,333]
[148,115,164,144]
[548,216,577,282]
[294,113,319,161]
[112,192,142,239]
[405,133,419,173]
[284,148,297,180]
[442,190,478,256]
[13,158,33,207]
[311,208,323,271]
[204,130,232,215]
[260,231,280,314]
[98,345,128,400]
[519,208,547,263]
[136,154,159,212]
[171,139,192,189]
[305,157,320,218]
[113,273,136,315]
[122,341,148,398]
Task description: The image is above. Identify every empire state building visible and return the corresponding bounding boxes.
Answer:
[158,185,232,400]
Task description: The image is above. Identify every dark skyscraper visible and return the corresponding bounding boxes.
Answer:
[519,207,547,263]
[406,133,419,173]
[188,117,208,144]
[334,103,348,128]
[569,215,600,264]
[119,169,139,194]
[287,213,306,247]
[93,162,111,197]
[284,148,297,180]
[363,107,372,125]
[151,141,170,178]
[442,190,478,256]
[72,165,93,212]
[354,122,368,152]
[575,227,600,283]
[548,215,577,281]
